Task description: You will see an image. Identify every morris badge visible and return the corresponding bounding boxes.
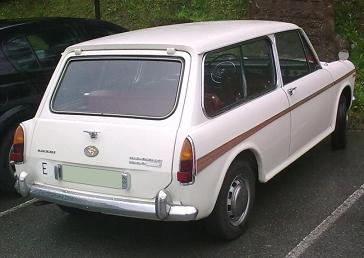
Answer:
[84,146,99,157]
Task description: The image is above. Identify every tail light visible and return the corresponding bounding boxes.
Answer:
[9,125,24,164]
[177,137,196,184]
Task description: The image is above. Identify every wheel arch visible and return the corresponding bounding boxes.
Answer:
[341,85,352,110]
[331,84,352,127]
[0,104,37,139]
[216,145,262,198]
[233,149,260,181]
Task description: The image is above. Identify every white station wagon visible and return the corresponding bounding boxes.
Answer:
[12,21,355,239]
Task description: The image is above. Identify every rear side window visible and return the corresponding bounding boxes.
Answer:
[4,37,40,72]
[27,26,78,68]
[52,58,182,118]
[275,30,311,85]
[204,38,276,117]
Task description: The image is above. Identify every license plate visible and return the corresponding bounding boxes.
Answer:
[61,165,129,189]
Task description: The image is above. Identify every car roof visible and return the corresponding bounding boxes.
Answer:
[0,17,121,30]
[66,20,299,55]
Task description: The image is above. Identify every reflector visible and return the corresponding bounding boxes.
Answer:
[177,138,195,184]
[9,125,24,163]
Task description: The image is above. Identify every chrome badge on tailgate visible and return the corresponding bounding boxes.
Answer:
[129,157,163,168]
[84,146,99,157]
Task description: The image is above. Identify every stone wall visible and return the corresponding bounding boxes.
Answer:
[248,0,345,61]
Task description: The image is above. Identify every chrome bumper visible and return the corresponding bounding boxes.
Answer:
[15,171,198,221]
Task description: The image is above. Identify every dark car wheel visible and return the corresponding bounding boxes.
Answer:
[205,159,256,240]
[0,128,17,194]
[332,95,348,150]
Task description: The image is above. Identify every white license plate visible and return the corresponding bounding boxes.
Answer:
[61,165,130,189]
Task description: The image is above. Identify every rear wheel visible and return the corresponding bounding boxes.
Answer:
[332,95,348,150]
[0,128,17,194]
[205,159,256,240]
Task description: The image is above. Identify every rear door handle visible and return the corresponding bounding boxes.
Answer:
[287,87,297,96]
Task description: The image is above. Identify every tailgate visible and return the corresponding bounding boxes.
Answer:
[30,118,177,199]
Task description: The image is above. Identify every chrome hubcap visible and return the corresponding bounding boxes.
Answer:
[226,175,250,226]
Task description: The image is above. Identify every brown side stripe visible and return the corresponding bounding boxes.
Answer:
[196,69,356,173]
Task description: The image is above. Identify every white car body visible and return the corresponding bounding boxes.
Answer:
[15,21,355,222]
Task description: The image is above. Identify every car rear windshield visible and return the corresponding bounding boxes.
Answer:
[51,58,183,118]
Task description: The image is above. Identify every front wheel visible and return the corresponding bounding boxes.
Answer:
[332,95,348,150]
[205,159,256,240]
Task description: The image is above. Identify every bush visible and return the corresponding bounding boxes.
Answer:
[334,0,364,126]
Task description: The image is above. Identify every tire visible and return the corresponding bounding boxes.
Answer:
[0,128,17,194]
[332,95,348,150]
[205,159,256,240]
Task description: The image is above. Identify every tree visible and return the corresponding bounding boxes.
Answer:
[248,0,344,61]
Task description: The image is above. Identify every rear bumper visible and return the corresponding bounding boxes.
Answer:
[15,171,198,221]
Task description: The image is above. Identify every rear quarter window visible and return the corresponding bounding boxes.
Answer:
[52,58,183,119]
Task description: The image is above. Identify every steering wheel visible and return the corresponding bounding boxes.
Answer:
[208,53,239,86]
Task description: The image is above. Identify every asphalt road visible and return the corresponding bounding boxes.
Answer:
[0,132,363,258]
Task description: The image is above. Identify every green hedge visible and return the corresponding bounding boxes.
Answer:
[0,0,247,29]
[334,0,364,127]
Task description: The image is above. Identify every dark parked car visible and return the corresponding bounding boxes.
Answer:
[0,17,127,193]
